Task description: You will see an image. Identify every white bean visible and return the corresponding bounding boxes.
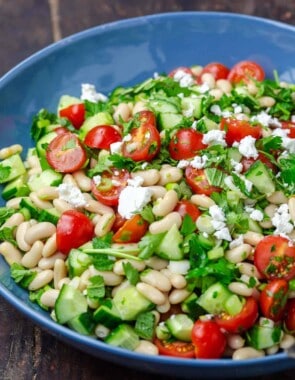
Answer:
[21,241,44,268]
[267,191,288,204]
[84,197,114,215]
[227,334,245,350]
[158,165,182,185]
[0,144,22,159]
[156,298,171,313]
[36,186,59,200]
[232,347,265,360]
[145,256,168,270]
[134,341,159,355]
[131,170,160,186]
[136,282,166,305]
[40,289,59,308]
[288,197,295,222]
[2,213,25,230]
[228,282,253,297]
[73,170,92,192]
[216,79,232,93]
[237,262,262,279]
[149,212,182,234]
[0,241,22,265]
[25,222,56,245]
[152,190,178,217]
[53,198,73,213]
[42,233,57,257]
[30,192,52,209]
[62,174,77,186]
[190,194,215,208]
[243,231,264,246]
[201,72,215,88]
[89,267,123,286]
[225,244,252,263]
[140,270,172,292]
[94,213,115,237]
[132,101,148,115]
[28,270,54,291]
[39,252,66,270]
[209,88,223,100]
[6,197,23,209]
[280,333,295,349]
[258,96,276,108]
[149,186,167,200]
[16,221,32,251]
[54,258,67,289]
[113,259,146,276]
[113,103,131,124]
[169,289,191,304]
[170,274,187,289]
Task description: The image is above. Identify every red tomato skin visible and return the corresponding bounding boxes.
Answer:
[254,235,295,280]
[185,166,221,196]
[191,320,226,359]
[174,200,201,222]
[168,129,207,160]
[281,121,295,138]
[46,132,87,173]
[259,279,289,322]
[220,117,262,146]
[215,297,258,334]
[56,210,94,255]
[112,214,148,243]
[84,125,122,150]
[285,299,295,332]
[241,153,276,173]
[202,62,230,80]
[228,61,265,84]
[168,67,194,78]
[59,103,85,129]
[91,169,130,206]
[154,338,195,359]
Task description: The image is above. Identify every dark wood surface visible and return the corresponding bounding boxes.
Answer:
[1,1,295,379]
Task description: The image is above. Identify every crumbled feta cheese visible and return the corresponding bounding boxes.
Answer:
[127,176,144,187]
[245,206,264,222]
[224,176,240,192]
[271,203,293,236]
[123,134,132,142]
[250,111,281,128]
[177,93,185,99]
[230,159,243,174]
[81,83,108,103]
[93,175,102,186]
[177,160,190,169]
[214,227,232,241]
[173,70,194,88]
[233,105,243,114]
[190,155,208,169]
[209,105,232,118]
[153,72,159,79]
[168,260,190,275]
[233,136,258,159]
[209,205,225,222]
[202,130,227,147]
[198,83,210,93]
[118,186,152,219]
[182,101,194,117]
[211,220,226,230]
[110,141,123,154]
[58,183,87,208]
[229,235,244,249]
[244,177,253,192]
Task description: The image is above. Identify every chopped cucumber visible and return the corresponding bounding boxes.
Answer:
[55,284,88,324]
[247,324,282,350]
[197,282,232,315]
[67,312,94,335]
[166,313,194,342]
[0,154,26,184]
[155,224,184,260]
[38,208,61,225]
[36,131,57,158]
[93,304,122,329]
[148,99,180,114]
[181,97,202,118]
[207,246,224,260]
[181,293,206,320]
[2,174,30,200]
[245,160,275,195]
[19,197,41,219]
[67,249,93,278]
[28,169,62,192]
[79,112,114,140]
[224,294,244,316]
[105,324,140,351]
[158,113,184,130]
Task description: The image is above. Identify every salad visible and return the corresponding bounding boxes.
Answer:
[1,60,295,360]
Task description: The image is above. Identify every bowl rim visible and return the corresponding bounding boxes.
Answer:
[0,10,295,372]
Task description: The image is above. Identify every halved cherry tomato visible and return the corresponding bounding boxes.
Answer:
[259,279,289,322]
[112,212,126,233]
[168,66,194,78]
[220,117,262,146]
[46,132,87,173]
[254,235,295,280]
[168,129,207,160]
[122,111,160,162]
[201,62,230,80]
[241,152,276,173]
[59,103,85,129]
[112,214,148,243]
[227,60,265,84]
[192,320,226,359]
[215,297,258,334]
[185,166,221,196]
[54,126,68,134]
[91,169,130,206]
[154,338,195,359]
[281,121,295,138]
[174,200,201,222]
[56,210,94,255]
[84,125,122,150]
[284,299,295,332]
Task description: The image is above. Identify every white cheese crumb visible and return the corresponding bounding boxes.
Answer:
[141,162,148,169]
[81,83,108,103]
[168,260,190,275]
[250,111,281,128]
[177,160,190,169]
[173,70,195,88]
[230,159,243,174]
[245,206,264,222]
[214,227,232,241]
[271,203,294,236]
[190,155,208,169]
[110,141,123,154]
[127,176,144,187]
[123,134,132,142]
[198,83,210,94]
[92,175,102,186]
[209,205,225,222]
[233,136,258,159]
[202,130,227,147]
[58,183,87,208]
[229,235,244,249]
[118,186,152,219]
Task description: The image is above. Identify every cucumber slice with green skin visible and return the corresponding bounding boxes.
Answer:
[67,249,93,278]
[55,284,88,324]
[93,304,122,329]
[19,197,41,219]
[2,175,30,200]
[0,154,26,184]
[197,282,232,315]
[28,168,63,192]
[247,324,283,350]
[155,224,184,260]
[149,99,180,114]
[166,313,194,342]
[38,208,61,225]
[67,312,94,335]
[158,113,184,130]
[181,97,202,118]
[57,95,82,113]
[181,293,206,320]
[36,132,58,158]
[79,112,114,140]
[105,324,140,351]
[245,160,275,195]
[113,286,153,321]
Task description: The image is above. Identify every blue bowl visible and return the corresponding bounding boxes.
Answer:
[1,12,295,378]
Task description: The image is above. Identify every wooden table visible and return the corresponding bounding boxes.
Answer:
[1,1,295,379]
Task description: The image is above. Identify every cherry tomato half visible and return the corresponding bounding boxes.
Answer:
[281,121,295,138]
[154,338,195,359]
[91,169,130,206]
[122,111,161,162]
[112,214,148,243]
[174,200,201,222]
[185,166,221,196]
[227,60,265,84]
[84,125,122,150]
[259,279,289,322]
[284,299,295,332]
[192,320,226,359]
[168,129,207,160]
[254,235,295,280]
[56,210,94,255]
[220,117,262,146]
[46,132,87,173]
[215,297,258,334]
[201,62,230,80]
[59,103,85,129]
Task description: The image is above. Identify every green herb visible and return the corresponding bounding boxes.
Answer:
[205,168,225,187]
[84,100,113,117]
[10,263,37,288]
[87,155,112,177]
[30,109,58,142]
[0,227,17,245]
[87,275,105,301]
[109,154,137,171]
[140,205,155,224]
[231,173,252,198]
[258,136,282,153]
[135,312,155,340]
[92,254,114,271]
[138,232,164,259]
[83,247,141,261]
[93,233,113,249]
[123,262,139,285]
[0,207,15,227]
[180,214,196,236]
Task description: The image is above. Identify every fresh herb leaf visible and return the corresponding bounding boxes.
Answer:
[10,263,37,288]
[109,154,136,171]
[92,254,114,271]
[93,233,113,249]
[0,227,17,245]
[84,100,113,117]
[181,214,196,236]
[30,109,58,142]
[135,312,155,340]
[87,155,112,177]
[140,205,155,224]
[231,173,252,198]
[123,262,139,285]
[87,275,105,301]
[204,168,225,187]
[0,208,15,227]
[138,232,164,259]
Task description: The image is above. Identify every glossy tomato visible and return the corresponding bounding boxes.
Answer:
[185,166,221,196]
[281,121,295,138]
[201,62,230,80]
[122,111,160,162]
[259,279,289,322]
[59,103,85,129]
[168,129,207,160]
[46,132,87,173]
[215,297,258,334]
[84,125,122,150]
[241,152,276,173]
[91,169,130,206]
[154,338,195,359]
[168,66,194,78]
[191,320,226,359]
[174,200,201,222]
[284,299,295,332]
[112,214,148,243]
[254,235,295,280]
[56,210,94,254]
[220,117,262,146]
[228,60,265,84]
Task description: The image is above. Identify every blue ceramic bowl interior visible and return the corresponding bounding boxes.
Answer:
[1,12,295,378]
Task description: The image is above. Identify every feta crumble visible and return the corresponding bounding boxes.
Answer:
[271,203,294,236]
[81,83,108,103]
[118,186,152,219]
[127,176,144,187]
[58,183,87,208]
[173,70,195,88]
[177,160,190,169]
[93,175,102,186]
[233,136,258,159]
[110,141,123,154]
[245,206,264,222]
[190,155,208,169]
[202,130,227,147]
[229,235,244,249]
